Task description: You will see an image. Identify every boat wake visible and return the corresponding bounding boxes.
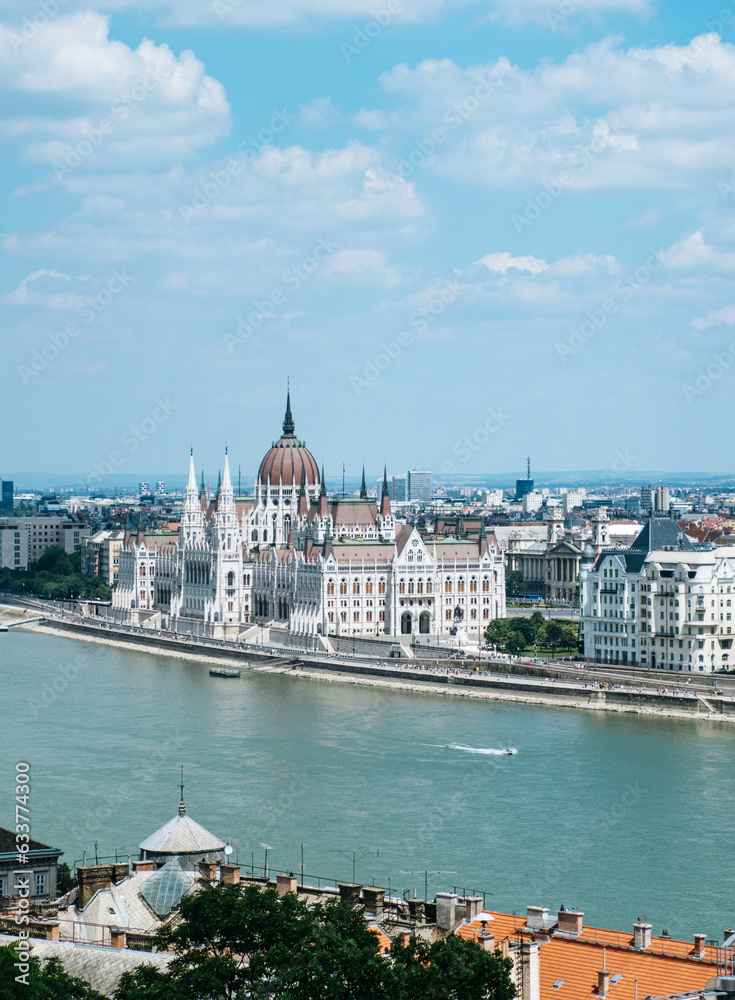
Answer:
[445,744,517,756]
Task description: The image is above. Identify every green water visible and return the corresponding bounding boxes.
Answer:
[2,628,734,938]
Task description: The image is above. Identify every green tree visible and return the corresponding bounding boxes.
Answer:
[545,621,564,652]
[0,944,105,999]
[393,933,516,1000]
[56,862,77,895]
[113,884,517,1000]
[504,630,526,654]
[504,570,525,598]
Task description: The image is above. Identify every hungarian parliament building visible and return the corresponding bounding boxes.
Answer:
[112,394,506,644]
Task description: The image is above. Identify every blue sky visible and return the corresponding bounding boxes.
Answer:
[2,0,735,482]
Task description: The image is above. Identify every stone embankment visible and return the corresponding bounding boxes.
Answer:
[13,611,734,723]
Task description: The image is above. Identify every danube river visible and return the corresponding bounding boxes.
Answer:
[3,627,735,938]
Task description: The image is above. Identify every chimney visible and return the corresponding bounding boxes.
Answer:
[598,971,611,997]
[407,898,424,921]
[633,919,652,950]
[363,887,385,917]
[478,926,496,951]
[436,893,459,932]
[520,941,540,1000]
[557,908,584,936]
[694,934,707,957]
[338,883,362,906]
[220,865,241,886]
[276,874,297,897]
[133,860,155,873]
[526,906,550,932]
[464,896,483,922]
[110,926,126,949]
[198,861,217,881]
[77,865,116,910]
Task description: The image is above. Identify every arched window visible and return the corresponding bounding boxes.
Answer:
[252,530,258,541]
[457,579,465,593]
[408,580,414,595]
[378,579,386,595]
[482,578,490,592]
[470,579,477,592]
[340,580,347,595]
[426,580,432,593]
[417,580,423,594]
[353,581,360,595]
[263,530,268,541]
[399,580,406,595]
[227,571,235,587]
[327,580,335,595]
[366,580,373,595]
[445,579,452,593]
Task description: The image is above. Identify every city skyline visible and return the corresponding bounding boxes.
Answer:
[3,1,735,473]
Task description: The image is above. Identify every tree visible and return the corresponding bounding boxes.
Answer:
[504,630,526,655]
[56,862,77,895]
[113,884,517,1000]
[504,570,525,598]
[392,933,516,1000]
[545,621,564,652]
[0,944,105,999]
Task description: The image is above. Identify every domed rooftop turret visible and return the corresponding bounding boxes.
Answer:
[258,391,320,488]
[138,772,226,870]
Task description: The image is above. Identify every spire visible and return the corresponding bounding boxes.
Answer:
[216,468,221,498]
[360,465,367,499]
[380,463,391,518]
[222,449,232,493]
[199,470,206,500]
[186,450,197,493]
[178,765,186,816]
[320,463,327,497]
[283,387,295,437]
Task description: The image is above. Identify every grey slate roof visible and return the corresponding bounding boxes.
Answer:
[0,933,172,998]
[630,516,696,553]
[139,813,224,855]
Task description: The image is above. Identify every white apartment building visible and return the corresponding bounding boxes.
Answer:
[82,529,125,586]
[0,515,89,565]
[0,524,29,569]
[580,516,735,672]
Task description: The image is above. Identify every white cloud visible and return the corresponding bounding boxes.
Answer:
[664,232,735,271]
[488,0,654,29]
[375,34,735,190]
[5,267,84,308]
[692,303,735,333]
[324,248,407,287]
[476,252,547,275]
[0,12,230,169]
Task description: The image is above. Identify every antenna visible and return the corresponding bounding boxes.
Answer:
[331,848,379,884]
[178,764,186,816]
[342,463,346,497]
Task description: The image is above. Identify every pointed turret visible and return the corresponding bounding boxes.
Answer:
[283,389,295,437]
[360,465,367,499]
[186,449,197,493]
[317,465,329,518]
[380,464,391,518]
[199,470,206,500]
[320,463,327,497]
[298,465,309,517]
[222,449,233,493]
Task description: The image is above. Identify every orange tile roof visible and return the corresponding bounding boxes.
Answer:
[458,913,720,1000]
[369,924,392,955]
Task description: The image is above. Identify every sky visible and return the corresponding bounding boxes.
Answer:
[2,0,735,483]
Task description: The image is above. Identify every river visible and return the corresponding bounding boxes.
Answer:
[2,627,734,939]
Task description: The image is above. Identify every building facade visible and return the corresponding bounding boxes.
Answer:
[111,395,505,642]
[580,515,735,671]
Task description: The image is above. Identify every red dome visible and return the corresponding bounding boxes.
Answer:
[259,440,319,487]
[258,393,320,487]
